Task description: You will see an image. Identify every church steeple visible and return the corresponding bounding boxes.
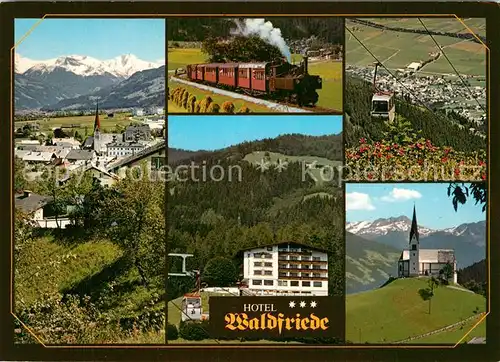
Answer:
[409,204,419,244]
[94,101,101,132]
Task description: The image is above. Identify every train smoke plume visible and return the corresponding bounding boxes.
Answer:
[231,18,292,62]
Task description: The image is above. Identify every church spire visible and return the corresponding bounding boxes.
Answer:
[409,204,419,244]
[94,101,101,132]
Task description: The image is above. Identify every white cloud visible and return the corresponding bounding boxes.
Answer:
[381,188,422,202]
[346,192,375,211]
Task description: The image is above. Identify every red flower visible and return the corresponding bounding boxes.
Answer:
[360,138,366,144]
[482,174,486,180]
[418,159,423,165]
[386,154,392,160]
[444,148,451,155]
[441,157,448,163]
[416,143,423,149]
[367,173,373,180]
[398,149,405,156]
[454,168,460,176]
[479,161,485,167]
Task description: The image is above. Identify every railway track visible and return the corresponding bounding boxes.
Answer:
[169,76,340,114]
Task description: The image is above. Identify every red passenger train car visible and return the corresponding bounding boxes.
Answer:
[184,57,322,107]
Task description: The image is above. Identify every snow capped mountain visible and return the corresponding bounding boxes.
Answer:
[15,53,165,110]
[15,53,163,78]
[346,216,435,237]
[15,53,45,74]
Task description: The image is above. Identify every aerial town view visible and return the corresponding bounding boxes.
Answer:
[167,115,344,343]
[167,18,343,113]
[13,18,166,344]
[345,183,487,344]
[344,18,487,182]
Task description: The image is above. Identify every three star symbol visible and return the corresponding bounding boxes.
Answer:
[289,300,318,308]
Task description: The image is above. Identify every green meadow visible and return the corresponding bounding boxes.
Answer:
[346,278,486,344]
[346,18,486,76]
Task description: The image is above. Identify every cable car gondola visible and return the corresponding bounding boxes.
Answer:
[370,61,396,122]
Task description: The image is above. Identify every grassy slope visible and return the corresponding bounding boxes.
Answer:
[167,48,342,111]
[345,19,486,76]
[16,236,122,305]
[345,232,401,294]
[346,278,486,343]
[16,236,164,343]
[408,315,486,344]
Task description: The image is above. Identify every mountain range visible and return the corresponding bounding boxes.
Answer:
[346,216,486,294]
[14,53,165,111]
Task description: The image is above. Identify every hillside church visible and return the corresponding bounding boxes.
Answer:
[398,206,458,284]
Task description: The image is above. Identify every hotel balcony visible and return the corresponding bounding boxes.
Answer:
[278,275,329,281]
[277,258,327,265]
[278,265,327,272]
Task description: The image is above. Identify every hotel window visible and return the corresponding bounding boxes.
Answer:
[313,265,321,270]
[290,272,298,277]
[290,281,299,287]
[264,262,273,267]
[411,245,417,251]
[313,281,322,287]
[290,256,298,261]
[301,256,311,261]
[278,280,288,286]
[264,270,272,276]
[313,273,321,278]
[312,256,321,261]
[302,281,311,287]
[254,262,262,267]
[254,270,262,275]
[264,280,273,286]
[253,280,262,285]
[302,265,310,269]
[267,246,273,251]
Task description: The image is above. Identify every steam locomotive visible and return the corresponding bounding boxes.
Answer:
[184,57,322,107]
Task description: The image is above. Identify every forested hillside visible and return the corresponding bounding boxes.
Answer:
[166,18,343,43]
[344,76,486,152]
[458,259,487,297]
[169,133,343,166]
[167,135,345,300]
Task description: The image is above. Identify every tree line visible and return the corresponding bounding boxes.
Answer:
[167,18,343,44]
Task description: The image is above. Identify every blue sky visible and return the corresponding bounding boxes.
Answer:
[346,183,486,229]
[15,18,165,62]
[168,115,343,151]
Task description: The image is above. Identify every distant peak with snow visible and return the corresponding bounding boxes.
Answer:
[15,53,164,78]
[346,216,486,239]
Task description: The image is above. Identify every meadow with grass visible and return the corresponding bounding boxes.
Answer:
[15,112,139,141]
[346,18,486,76]
[346,278,486,344]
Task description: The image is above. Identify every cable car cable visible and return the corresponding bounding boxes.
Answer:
[417,18,486,114]
[346,24,447,121]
